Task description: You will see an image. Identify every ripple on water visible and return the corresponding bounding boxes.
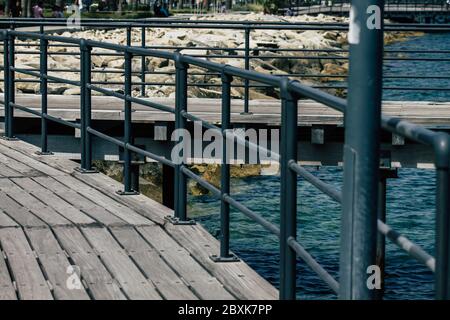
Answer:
[190,167,436,299]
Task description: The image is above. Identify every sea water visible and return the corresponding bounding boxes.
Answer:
[189,32,450,299]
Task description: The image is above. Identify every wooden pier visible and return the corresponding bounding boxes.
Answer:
[0,137,277,300]
[2,94,450,127]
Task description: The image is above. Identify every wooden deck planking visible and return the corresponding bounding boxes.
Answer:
[0,210,19,228]
[25,228,91,300]
[164,223,279,300]
[0,143,65,177]
[51,175,153,226]
[0,165,22,178]
[0,192,48,228]
[0,136,278,300]
[53,226,126,300]
[110,226,198,300]
[3,94,450,127]
[32,176,128,227]
[81,227,162,300]
[64,171,277,299]
[0,228,53,300]
[0,248,17,300]
[0,179,72,227]
[11,177,97,226]
[0,151,43,177]
[137,225,235,300]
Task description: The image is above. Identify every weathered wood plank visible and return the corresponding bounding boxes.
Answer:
[81,226,162,300]
[32,176,127,227]
[0,246,17,300]
[0,143,65,177]
[53,226,126,300]
[0,151,43,177]
[0,228,53,300]
[0,179,71,227]
[25,228,90,300]
[0,209,19,228]
[61,170,277,299]
[11,177,96,226]
[52,175,153,226]
[0,137,278,300]
[137,225,235,300]
[0,164,22,178]
[3,94,450,127]
[0,138,78,175]
[110,226,197,300]
[0,191,47,228]
[71,171,169,226]
[164,223,278,300]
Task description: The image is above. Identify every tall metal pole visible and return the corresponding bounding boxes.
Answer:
[170,55,192,224]
[375,166,397,300]
[4,33,15,139]
[77,40,96,173]
[2,31,10,139]
[339,0,384,300]
[220,72,232,258]
[141,26,146,97]
[434,133,450,299]
[279,79,298,300]
[242,26,251,115]
[38,35,51,155]
[117,50,139,195]
[211,71,239,262]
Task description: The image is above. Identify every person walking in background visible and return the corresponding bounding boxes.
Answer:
[153,0,169,17]
[32,1,44,18]
[52,4,64,17]
[11,0,21,17]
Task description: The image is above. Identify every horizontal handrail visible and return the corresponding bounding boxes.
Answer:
[2,20,450,300]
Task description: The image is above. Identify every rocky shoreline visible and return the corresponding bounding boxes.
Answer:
[3,13,422,100]
[4,13,424,200]
[94,161,275,203]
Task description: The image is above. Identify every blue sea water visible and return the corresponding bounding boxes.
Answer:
[188,32,450,300]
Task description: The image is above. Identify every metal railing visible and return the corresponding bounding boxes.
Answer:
[283,0,450,15]
[1,5,450,299]
[1,18,450,115]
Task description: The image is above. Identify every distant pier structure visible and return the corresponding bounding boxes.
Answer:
[283,0,450,23]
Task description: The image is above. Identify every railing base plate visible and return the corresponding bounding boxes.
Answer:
[0,135,18,141]
[35,151,54,156]
[164,215,196,225]
[116,190,140,196]
[210,254,240,263]
[240,112,253,115]
[74,167,99,174]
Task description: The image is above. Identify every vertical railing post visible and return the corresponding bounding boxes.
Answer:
[37,34,51,155]
[1,30,10,139]
[77,40,96,173]
[339,0,384,300]
[211,69,239,262]
[434,133,450,300]
[126,25,132,47]
[375,164,398,300]
[242,26,252,115]
[117,50,139,195]
[141,26,146,97]
[3,32,15,140]
[279,79,298,300]
[167,54,194,225]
